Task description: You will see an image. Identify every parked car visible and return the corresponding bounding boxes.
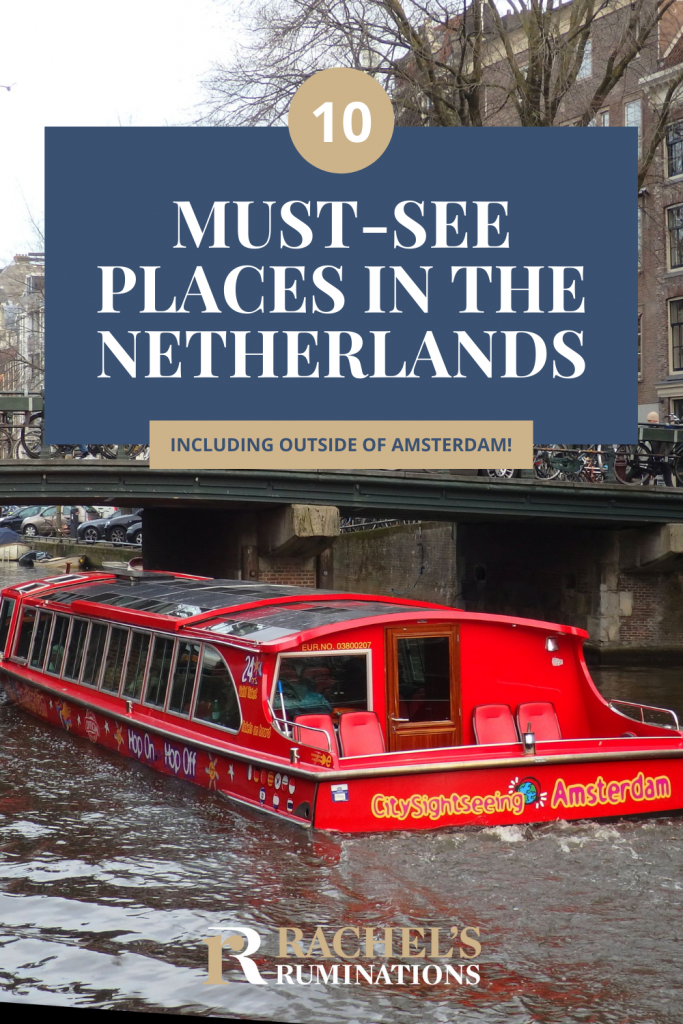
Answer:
[106,511,141,544]
[126,520,142,546]
[77,508,142,543]
[22,505,100,537]
[0,505,48,532]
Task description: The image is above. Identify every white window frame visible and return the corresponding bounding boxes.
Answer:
[668,296,683,374]
[269,649,373,742]
[666,118,683,179]
[577,38,592,80]
[165,638,202,721]
[99,625,131,695]
[666,203,683,272]
[189,643,242,735]
[625,99,641,157]
[80,620,110,689]
[29,610,55,673]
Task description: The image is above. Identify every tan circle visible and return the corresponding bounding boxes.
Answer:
[288,68,394,174]
[226,934,245,952]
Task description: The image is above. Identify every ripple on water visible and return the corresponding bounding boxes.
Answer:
[0,564,682,1020]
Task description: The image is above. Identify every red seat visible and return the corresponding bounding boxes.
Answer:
[339,711,385,757]
[516,702,561,741]
[472,704,518,745]
[293,714,337,754]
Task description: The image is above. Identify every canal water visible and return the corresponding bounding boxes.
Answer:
[0,563,682,1023]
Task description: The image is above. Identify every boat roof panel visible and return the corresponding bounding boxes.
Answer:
[43,578,317,617]
[198,599,429,641]
[38,577,433,631]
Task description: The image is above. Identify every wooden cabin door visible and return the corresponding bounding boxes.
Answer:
[386,624,460,752]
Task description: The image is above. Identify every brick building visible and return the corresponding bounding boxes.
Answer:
[0,253,44,393]
[500,1,683,424]
[397,0,683,424]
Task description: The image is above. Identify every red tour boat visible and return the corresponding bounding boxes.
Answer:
[1,570,682,832]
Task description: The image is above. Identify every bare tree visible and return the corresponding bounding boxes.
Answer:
[0,279,44,393]
[199,0,683,182]
[0,219,44,394]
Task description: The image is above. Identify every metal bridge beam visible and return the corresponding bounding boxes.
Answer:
[1,463,683,525]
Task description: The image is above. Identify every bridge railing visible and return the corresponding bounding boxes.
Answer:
[0,396,678,487]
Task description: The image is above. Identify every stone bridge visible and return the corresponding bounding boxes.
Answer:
[2,461,682,655]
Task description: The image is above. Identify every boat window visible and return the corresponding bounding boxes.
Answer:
[397,636,451,722]
[63,619,89,681]
[29,612,53,670]
[144,635,175,707]
[101,627,129,693]
[167,641,200,715]
[82,622,108,687]
[46,615,70,675]
[192,645,241,732]
[0,598,15,655]
[122,631,151,701]
[273,654,369,720]
[14,607,37,660]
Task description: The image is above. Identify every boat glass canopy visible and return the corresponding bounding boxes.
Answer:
[37,579,433,632]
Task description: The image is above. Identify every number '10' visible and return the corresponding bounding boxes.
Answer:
[313,101,372,143]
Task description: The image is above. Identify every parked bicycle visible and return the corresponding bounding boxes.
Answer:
[18,413,148,460]
[485,444,616,482]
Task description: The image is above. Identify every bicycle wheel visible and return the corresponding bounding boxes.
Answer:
[126,444,149,460]
[575,448,605,483]
[96,445,118,459]
[673,444,683,486]
[0,429,14,460]
[553,447,582,481]
[533,444,562,480]
[483,468,520,479]
[614,443,653,484]
[20,413,44,459]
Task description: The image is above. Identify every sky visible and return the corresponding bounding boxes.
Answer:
[0,0,239,266]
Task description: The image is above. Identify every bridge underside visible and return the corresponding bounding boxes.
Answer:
[1,463,683,526]
[2,462,682,652]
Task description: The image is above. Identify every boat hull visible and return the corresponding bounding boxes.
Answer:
[0,543,31,561]
[1,672,317,828]
[314,757,683,831]
[4,670,683,833]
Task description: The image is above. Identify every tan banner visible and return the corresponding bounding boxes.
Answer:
[150,421,533,470]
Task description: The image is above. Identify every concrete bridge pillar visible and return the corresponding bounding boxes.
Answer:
[141,504,339,584]
[586,531,632,645]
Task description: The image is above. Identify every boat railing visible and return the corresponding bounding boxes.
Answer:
[267,702,335,754]
[290,721,335,754]
[608,699,680,731]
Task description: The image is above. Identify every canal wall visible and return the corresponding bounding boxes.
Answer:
[330,520,683,660]
[332,522,458,606]
[17,537,138,568]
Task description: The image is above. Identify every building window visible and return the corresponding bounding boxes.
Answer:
[673,398,683,419]
[25,275,44,295]
[577,38,592,80]
[600,110,609,127]
[625,99,641,156]
[667,119,683,178]
[670,298,683,372]
[668,205,683,269]
[638,311,642,379]
[638,204,642,268]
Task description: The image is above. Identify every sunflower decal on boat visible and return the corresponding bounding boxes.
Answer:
[509,776,547,808]
[205,756,219,790]
[56,701,72,731]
